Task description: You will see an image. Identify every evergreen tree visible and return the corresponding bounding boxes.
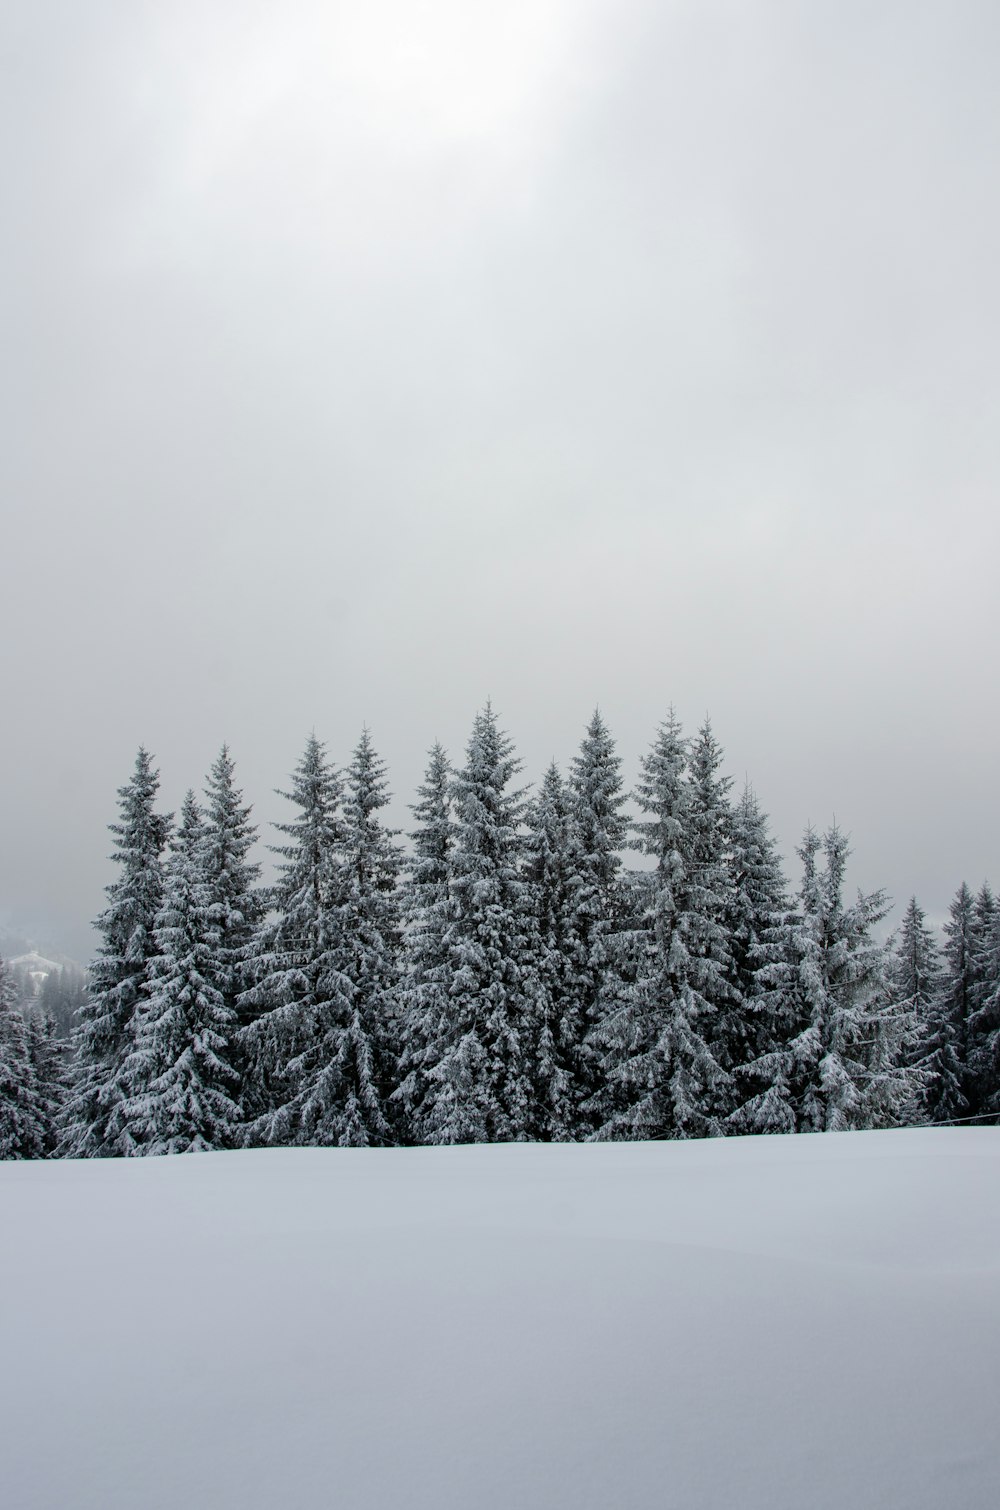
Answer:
[25,1012,69,1156]
[725,787,797,1134]
[202,746,264,1021]
[685,719,741,1105]
[239,734,353,1145]
[115,792,242,1154]
[970,885,998,1012]
[421,705,536,1144]
[592,711,732,1141]
[0,956,45,1159]
[564,710,628,1134]
[968,884,1000,1120]
[309,729,402,1147]
[774,827,901,1132]
[394,743,455,1142]
[521,762,576,1140]
[201,746,264,1109]
[934,883,977,1121]
[888,896,942,1124]
[60,749,171,1157]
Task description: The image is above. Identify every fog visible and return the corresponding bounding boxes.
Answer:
[2,1,998,959]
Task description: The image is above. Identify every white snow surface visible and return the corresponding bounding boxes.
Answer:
[3,1129,999,1509]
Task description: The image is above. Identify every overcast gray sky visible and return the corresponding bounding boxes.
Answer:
[2,0,998,959]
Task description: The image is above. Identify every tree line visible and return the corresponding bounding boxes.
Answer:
[1,706,998,1159]
[7,962,87,1039]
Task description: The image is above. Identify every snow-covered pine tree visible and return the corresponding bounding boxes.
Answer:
[202,746,264,1023]
[114,792,242,1154]
[887,896,942,1125]
[394,742,455,1142]
[421,705,537,1144]
[684,718,742,1116]
[60,748,171,1157]
[967,884,1000,1120]
[564,710,628,1135]
[591,710,732,1141]
[25,1012,69,1156]
[521,762,576,1140]
[775,826,903,1132]
[0,955,45,1159]
[725,786,798,1134]
[930,882,977,1123]
[302,729,402,1148]
[239,734,354,1146]
[970,885,997,1006]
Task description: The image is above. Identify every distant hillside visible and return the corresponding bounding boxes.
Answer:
[7,952,86,1037]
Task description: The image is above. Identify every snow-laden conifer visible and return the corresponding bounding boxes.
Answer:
[591,711,732,1140]
[887,896,942,1125]
[725,787,798,1134]
[239,735,354,1145]
[421,706,536,1144]
[0,955,45,1159]
[521,762,576,1140]
[60,749,171,1157]
[684,719,742,1108]
[928,882,977,1123]
[564,710,628,1134]
[114,792,242,1154]
[25,1012,69,1156]
[304,729,401,1147]
[202,746,264,1039]
[770,827,903,1132]
[967,884,1000,1119]
[394,742,455,1142]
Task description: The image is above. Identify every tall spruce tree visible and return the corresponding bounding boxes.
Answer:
[0,955,45,1159]
[315,729,402,1147]
[684,719,741,1110]
[967,884,1000,1120]
[25,1012,68,1156]
[114,792,242,1154]
[564,710,628,1134]
[522,762,576,1140]
[239,734,354,1146]
[888,896,942,1125]
[202,746,264,1041]
[725,786,797,1134]
[774,827,902,1132]
[60,748,171,1157]
[421,705,537,1144]
[394,742,455,1142]
[591,711,732,1141]
[934,882,977,1121]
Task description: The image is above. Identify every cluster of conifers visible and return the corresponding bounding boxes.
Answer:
[1,706,996,1160]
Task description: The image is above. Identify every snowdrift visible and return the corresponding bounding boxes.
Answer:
[2,1129,998,1509]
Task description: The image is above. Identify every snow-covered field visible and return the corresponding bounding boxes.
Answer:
[2,1130,998,1510]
